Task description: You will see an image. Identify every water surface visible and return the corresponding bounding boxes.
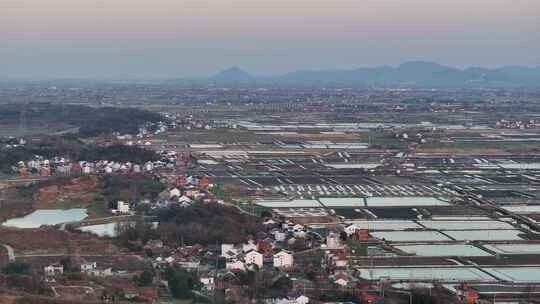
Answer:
[2,209,87,228]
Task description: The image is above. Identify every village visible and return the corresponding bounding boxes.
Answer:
[0,88,540,304]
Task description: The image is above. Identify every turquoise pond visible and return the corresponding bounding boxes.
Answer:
[2,209,88,228]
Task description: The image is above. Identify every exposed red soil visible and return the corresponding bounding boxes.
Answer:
[33,176,99,209]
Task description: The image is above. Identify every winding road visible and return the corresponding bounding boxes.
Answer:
[1,243,15,262]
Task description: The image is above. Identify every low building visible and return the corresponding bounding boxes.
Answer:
[200,277,215,291]
[112,201,131,214]
[80,261,97,272]
[221,244,239,259]
[169,188,181,198]
[273,231,287,242]
[44,264,64,277]
[226,260,245,271]
[244,250,263,268]
[325,232,343,249]
[273,250,294,269]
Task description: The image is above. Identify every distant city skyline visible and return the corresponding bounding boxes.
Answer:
[1,0,539,80]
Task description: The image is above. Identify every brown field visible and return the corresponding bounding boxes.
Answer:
[0,228,116,255]
[52,286,101,302]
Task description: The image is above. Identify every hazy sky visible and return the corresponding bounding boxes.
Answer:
[1,0,539,79]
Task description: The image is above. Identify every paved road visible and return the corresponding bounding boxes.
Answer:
[0,243,15,262]
[18,253,144,260]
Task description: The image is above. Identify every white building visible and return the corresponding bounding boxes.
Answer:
[185,189,202,198]
[200,277,215,291]
[273,231,287,242]
[169,188,181,198]
[344,224,360,236]
[334,278,348,287]
[226,260,245,271]
[293,230,307,238]
[292,224,304,232]
[112,201,131,214]
[221,244,239,259]
[177,195,193,204]
[81,262,97,272]
[244,250,263,268]
[326,232,343,249]
[87,267,113,277]
[44,264,64,277]
[273,250,294,269]
[82,165,92,174]
[271,296,309,304]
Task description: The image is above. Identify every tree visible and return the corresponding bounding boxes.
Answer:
[162,267,200,299]
[154,204,263,246]
[217,256,227,269]
[411,289,438,304]
[60,257,76,273]
[2,262,31,274]
[134,270,154,287]
[271,276,292,294]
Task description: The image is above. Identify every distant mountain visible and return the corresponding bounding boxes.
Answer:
[212,67,254,83]
[205,62,540,88]
[278,61,540,87]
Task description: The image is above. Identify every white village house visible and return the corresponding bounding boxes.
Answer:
[244,250,264,268]
[200,277,215,291]
[169,188,181,198]
[273,250,294,269]
[44,264,64,277]
[112,200,131,214]
[226,260,245,271]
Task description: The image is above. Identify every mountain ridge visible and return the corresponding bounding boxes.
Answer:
[209,62,540,87]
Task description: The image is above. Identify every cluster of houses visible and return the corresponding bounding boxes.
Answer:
[110,175,216,214]
[222,240,294,271]
[44,260,114,281]
[265,295,310,304]
[39,201,377,302]
[13,149,192,177]
[118,120,175,146]
[150,175,219,208]
[495,119,537,129]
[15,157,159,177]
[120,115,236,146]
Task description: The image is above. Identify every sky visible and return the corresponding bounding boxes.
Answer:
[1,0,539,79]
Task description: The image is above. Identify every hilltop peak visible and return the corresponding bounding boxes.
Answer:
[212,67,253,82]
